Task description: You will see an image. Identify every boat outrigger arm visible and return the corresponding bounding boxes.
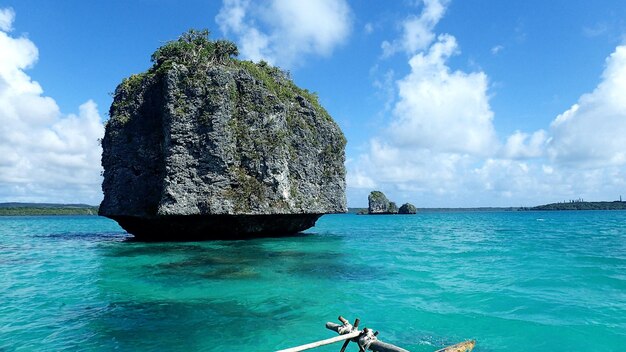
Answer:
[275,316,476,352]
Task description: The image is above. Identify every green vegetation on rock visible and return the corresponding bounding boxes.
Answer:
[368,191,387,203]
[109,29,340,135]
[109,29,239,126]
[151,29,238,71]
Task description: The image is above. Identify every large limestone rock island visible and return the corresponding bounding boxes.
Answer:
[99,30,347,240]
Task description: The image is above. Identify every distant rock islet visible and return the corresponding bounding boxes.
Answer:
[365,191,417,215]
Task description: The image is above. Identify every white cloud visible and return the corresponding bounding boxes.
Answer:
[348,4,626,207]
[0,7,14,32]
[491,45,504,55]
[381,0,449,57]
[364,140,468,187]
[583,23,608,38]
[216,0,351,67]
[347,136,626,207]
[370,66,396,113]
[346,162,376,189]
[347,139,467,193]
[501,130,547,159]
[390,34,497,155]
[548,45,626,167]
[0,9,104,204]
[371,2,497,159]
[348,1,503,206]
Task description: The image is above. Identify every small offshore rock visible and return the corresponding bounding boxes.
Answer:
[368,191,398,214]
[399,203,417,214]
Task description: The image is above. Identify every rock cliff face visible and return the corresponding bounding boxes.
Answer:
[99,31,347,240]
[368,191,398,214]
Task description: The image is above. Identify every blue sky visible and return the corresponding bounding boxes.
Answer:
[1,1,625,207]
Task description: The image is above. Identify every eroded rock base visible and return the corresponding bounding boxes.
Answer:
[110,214,323,241]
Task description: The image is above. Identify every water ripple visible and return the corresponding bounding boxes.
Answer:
[1,212,626,350]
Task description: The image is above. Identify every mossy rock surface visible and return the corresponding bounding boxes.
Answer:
[99,30,346,239]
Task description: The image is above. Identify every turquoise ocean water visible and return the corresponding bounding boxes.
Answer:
[1,211,625,351]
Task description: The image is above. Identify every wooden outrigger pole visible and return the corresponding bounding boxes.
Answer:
[276,316,475,352]
[275,330,361,352]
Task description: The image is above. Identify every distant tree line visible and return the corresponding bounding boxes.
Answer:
[522,201,626,211]
[0,206,98,216]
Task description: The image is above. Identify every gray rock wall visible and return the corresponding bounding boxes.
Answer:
[99,38,346,239]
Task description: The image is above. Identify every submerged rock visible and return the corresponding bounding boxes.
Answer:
[398,203,417,214]
[99,30,346,240]
[368,191,398,214]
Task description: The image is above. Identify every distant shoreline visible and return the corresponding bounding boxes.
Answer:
[348,207,520,214]
[2,201,626,216]
[521,201,626,211]
[348,200,626,213]
[0,203,99,216]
